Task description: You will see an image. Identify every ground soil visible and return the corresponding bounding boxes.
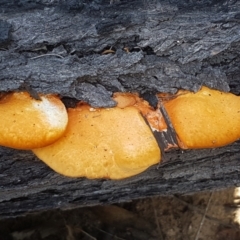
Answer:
[1,187,240,240]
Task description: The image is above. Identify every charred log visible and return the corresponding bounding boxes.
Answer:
[1,0,240,218]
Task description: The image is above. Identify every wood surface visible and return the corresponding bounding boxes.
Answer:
[1,0,240,218]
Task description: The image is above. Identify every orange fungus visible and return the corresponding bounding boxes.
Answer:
[113,92,167,132]
[32,102,161,179]
[160,86,240,149]
[0,92,68,149]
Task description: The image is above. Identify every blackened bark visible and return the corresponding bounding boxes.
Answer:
[1,0,240,218]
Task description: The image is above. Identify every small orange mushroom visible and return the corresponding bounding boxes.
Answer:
[0,92,68,149]
[32,102,160,179]
[159,86,240,149]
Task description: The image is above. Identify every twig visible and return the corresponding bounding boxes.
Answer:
[80,229,97,240]
[94,227,126,240]
[151,198,164,240]
[66,225,76,240]
[174,195,239,230]
[194,192,213,240]
[30,53,64,59]
[58,212,75,240]
[60,210,96,240]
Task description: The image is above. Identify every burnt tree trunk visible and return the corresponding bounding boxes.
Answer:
[1,0,240,218]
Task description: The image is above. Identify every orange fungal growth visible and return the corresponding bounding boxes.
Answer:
[160,86,240,149]
[32,103,161,179]
[0,92,68,149]
[113,92,167,132]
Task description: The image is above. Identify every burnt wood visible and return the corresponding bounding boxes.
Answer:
[1,0,240,218]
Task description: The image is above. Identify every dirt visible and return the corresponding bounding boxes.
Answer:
[0,187,240,240]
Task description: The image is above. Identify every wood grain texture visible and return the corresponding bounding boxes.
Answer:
[1,142,240,219]
[1,0,240,218]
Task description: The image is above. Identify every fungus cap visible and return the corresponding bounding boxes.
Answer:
[161,86,240,149]
[33,103,160,179]
[0,92,68,149]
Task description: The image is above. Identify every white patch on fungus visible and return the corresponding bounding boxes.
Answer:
[33,96,68,129]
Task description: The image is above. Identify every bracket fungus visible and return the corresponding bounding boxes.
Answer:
[32,101,161,179]
[21,86,240,180]
[0,92,68,149]
[160,86,240,149]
